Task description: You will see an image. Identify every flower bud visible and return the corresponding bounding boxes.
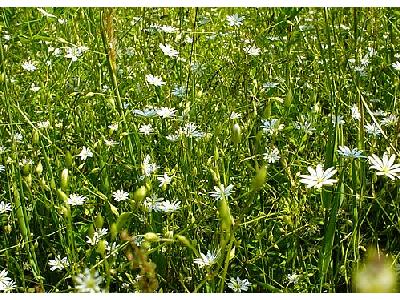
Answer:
[32,129,39,145]
[94,213,104,229]
[133,186,146,202]
[24,174,32,187]
[35,162,43,175]
[284,88,292,107]
[252,166,267,191]
[65,151,73,168]
[56,189,68,204]
[96,240,107,257]
[110,223,118,240]
[60,169,68,191]
[231,123,242,145]
[354,248,396,292]
[144,232,160,242]
[176,235,191,248]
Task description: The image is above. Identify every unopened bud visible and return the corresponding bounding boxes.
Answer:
[96,240,107,257]
[61,169,68,191]
[284,89,292,107]
[144,232,160,242]
[232,123,242,145]
[65,151,73,168]
[252,166,267,191]
[56,189,68,204]
[133,186,146,202]
[176,235,191,248]
[35,162,43,175]
[110,223,118,240]
[94,213,104,229]
[32,129,39,145]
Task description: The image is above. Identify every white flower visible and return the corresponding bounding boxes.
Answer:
[133,107,157,117]
[0,269,11,287]
[230,112,242,120]
[112,189,129,202]
[145,74,165,87]
[263,147,280,164]
[64,46,87,62]
[160,25,177,33]
[142,155,158,177]
[139,124,154,135]
[159,43,179,58]
[157,173,173,187]
[364,123,382,136]
[261,119,284,135]
[180,123,205,139]
[263,82,279,89]
[299,164,338,189]
[37,8,57,18]
[380,114,398,126]
[74,268,103,293]
[337,146,363,158]
[86,228,108,246]
[22,60,36,72]
[0,165,5,173]
[209,184,234,200]
[351,104,361,120]
[0,201,12,214]
[243,46,261,56]
[78,146,93,160]
[392,61,400,71]
[194,250,219,268]
[155,200,181,213]
[14,132,23,142]
[156,107,176,119]
[67,194,86,206]
[172,86,186,97]
[30,83,40,92]
[144,194,164,212]
[368,153,400,180]
[287,273,299,285]
[166,134,179,142]
[104,139,118,147]
[37,120,50,129]
[108,123,118,131]
[227,277,251,292]
[226,14,245,27]
[0,279,16,292]
[294,120,315,134]
[48,256,69,271]
[332,115,345,125]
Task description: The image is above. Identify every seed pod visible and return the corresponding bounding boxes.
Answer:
[60,169,68,191]
[232,123,242,145]
[94,213,104,229]
[144,232,160,242]
[252,166,267,191]
[133,186,146,202]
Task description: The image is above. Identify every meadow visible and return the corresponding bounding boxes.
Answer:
[0,7,400,293]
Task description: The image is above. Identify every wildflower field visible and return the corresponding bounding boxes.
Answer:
[1,7,400,293]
